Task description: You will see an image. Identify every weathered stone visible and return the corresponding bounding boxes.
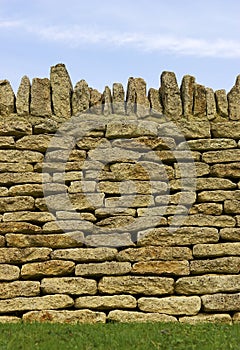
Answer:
[112,83,125,114]
[76,136,103,150]
[30,78,51,116]
[180,75,195,116]
[0,196,34,212]
[35,198,47,211]
[211,163,240,178]
[0,237,5,247]
[193,243,240,258]
[224,200,240,214]
[102,86,112,115]
[95,216,135,229]
[198,190,240,202]
[42,220,92,233]
[21,260,75,278]
[0,163,33,173]
[0,222,41,234]
[171,178,235,191]
[180,314,232,325]
[0,80,15,116]
[206,88,216,120]
[106,120,158,139]
[160,120,211,139]
[0,248,51,264]
[181,138,237,151]
[211,122,240,139]
[75,261,131,276]
[117,246,192,262]
[132,261,190,276]
[84,233,134,248]
[41,277,97,295]
[72,80,90,115]
[215,89,228,118]
[126,77,136,114]
[50,63,72,118]
[107,310,177,323]
[0,150,43,163]
[160,71,182,117]
[0,316,21,323]
[138,296,201,315]
[190,257,240,274]
[0,264,20,281]
[145,150,201,162]
[193,84,206,116]
[148,88,163,114]
[95,207,136,218]
[203,149,240,163]
[175,162,210,178]
[168,214,235,228]
[220,228,240,241]
[232,313,240,323]
[0,187,8,196]
[89,88,102,114]
[137,205,188,216]
[56,211,96,222]
[75,295,136,310]
[69,193,104,211]
[156,191,196,206]
[228,75,240,120]
[34,119,59,134]
[3,211,54,223]
[16,135,52,152]
[8,184,44,197]
[98,276,174,295]
[0,136,15,148]
[0,117,32,136]
[137,227,219,246]
[105,195,155,208]
[0,295,73,313]
[202,293,240,312]
[0,281,40,299]
[98,181,167,195]
[88,146,140,163]
[189,203,222,215]
[112,136,176,150]
[176,275,240,295]
[51,247,117,262]
[23,310,106,324]
[16,76,30,116]
[0,173,46,185]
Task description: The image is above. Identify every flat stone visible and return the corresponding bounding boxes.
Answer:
[202,293,240,312]
[175,162,210,178]
[180,138,237,151]
[193,243,240,258]
[16,135,52,152]
[232,313,240,323]
[139,296,201,315]
[211,163,240,178]
[23,310,106,324]
[30,78,52,116]
[160,71,182,118]
[84,233,134,248]
[3,211,54,223]
[215,89,228,118]
[180,75,195,116]
[21,260,75,279]
[75,295,136,310]
[42,220,92,233]
[41,277,97,295]
[148,88,163,114]
[168,214,235,228]
[72,80,90,115]
[206,87,216,120]
[203,149,240,163]
[75,261,131,276]
[0,173,45,185]
[189,203,222,215]
[211,122,240,139]
[0,248,51,264]
[107,310,177,323]
[0,295,73,313]
[0,222,41,234]
[16,76,30,116]
[105,195,154,208]
[0,149,43,163]
[98,276,174,295]
[0,163,33,173]
[0,316,21,323]
[0,117,32,136]
[220,228,240,241]
[0,264,20,281]
[0,196,34,212]
[0,187,8,196]
[0,281,40,299]
[224,200,240,214]
[112,83,125,114]
[193,84,206,116]
[176,274,240,295]
[190,257,240,274]
[0,136,15,148]
[180,313,232,325]
[132,261,190,276]
[0,80,15,116]
[198,190,240,202]
[171,178,235,191]
[34,119,59,134]
[51,247,117,262]
[106,120,158,139]
[166,120,211,139]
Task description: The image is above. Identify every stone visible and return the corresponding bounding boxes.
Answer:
[41,277,97,295]
[211,163,240,178]
[30,78,52,116]
[189,203,222,215]
[3,211,54,223]
[0,281,40,299]
[176,275,240,295]
[8,184,44,197]
[21,260,75,278]
[181,138,237,151]
[51,247,117,262]
[0,136,15,148]
[0,196,34,212]
[168,214,235,228]
[112,83,125,114]
[112,136,176,150]
[0,248,51,264]
[98,276,174,295]
[215,89,228,118]
[232,313,240,323]
[198,190,240,202]
[190,257,240,274]
[0,163,33,173]
[156,191,196,205]
[171,178,235,191]
[220,228,240,241]
[106,120,157,139]
[148,88,163,114]
[175,162,210,178]
[0,236,5,247]
[171,120,211,139]
[0,117,32,136]
[0,173,45,185]
[23,310,106,324]
[0,316,21,323]
[76,137,103,150]
[72,80,90,115]
[0,149,43,163]
[202,293,240,312]
[107,310,177,323]
[56,211,96,222]
[69,193,104,211]
[16,76,30,116]
[0,264,20,281]
[211,122,240,139]
[138,296,201,315]
[132,261,190,276]
[228,75,240,120]
[42,220,92,233]
[224,200,240,214]
[75,295,137,310]
[203,149,240,163]
[206,88,216,120]
[34,119,59,134]
[180,314,232,325]
[98,180,167,195]
[160,71,182,118]
[89,88,102,114]
[180,75,195,116]
[102,86,112,115]
[95,207,136,218]
[50,63,73,118]
[0,187,8,196]
[193,84,206,116]
[16,135,52,152]
[0,80,15,116]
[0,295,73,313]
[126,77,136,114]
[117,246,192,262]
[88,146,140,163]
[137,227,219,246]
[0,222,41,234]
[84,233,134,248]
[193,243,240,258]
[105,195,155,208]
[75,261,131,276]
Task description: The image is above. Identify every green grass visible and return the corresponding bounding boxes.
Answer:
[0,322,240,350]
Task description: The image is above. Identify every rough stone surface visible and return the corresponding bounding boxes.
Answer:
[215,89,228,118]
[75,261,131,276]
[148,88,163,114]
[0,80,15,116]
[16,76,30,116]
[112,83,125,114]
[180,75,195,116]
[0,248,51,264]
[0,316,21,323]
[211,163,240,178]
[228,75,240,120]
[190,257,240,274]
[180,314,232,325]
[0,281,40,299]
[193,84,206,116]
[75,295,136,310]
[160,71,182,117]
[51,248,117,262]
[30,78,51,116]
[206,87,216,119]
[0,265,20,281]
[203,149,240,163]
[21,260,75,279]
[107,310,177,323]
[193,243,240,258]
[220,228,240,242]
[41,277,97,295]
[211,122,240,139]
[102,86,112,115]
[72,80,90,114]
[202,293,240,312]
[132,261,190,276]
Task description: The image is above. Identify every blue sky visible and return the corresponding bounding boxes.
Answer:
[0,0,240,94]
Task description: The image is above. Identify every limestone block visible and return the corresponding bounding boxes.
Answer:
[0,150,43,163]
[107,310,177,323]
[112,83,125,114]
[0,222,41,234]
[88,147,141,163]
[102,86,112,115]
[228,75,240,120]
[72,80,90,115]
[16,76,30,116]
[193,243,240,258]
[148,88,163,114]
[16,135,52,152]
[138,296,201,315]
[51,247,117,262]
[211,163,240,178]
[0,196,34,212]
[137,227,219,246]
[171,120,211,139]
[69,193,104,211]
[0,264,20,281]
[106,120,158,139]
[95,207,136,218]
[190,257,240,274]
[84,233,134,248]
[0,117,32,136]
[89,88,102,114]
[75,261,131,276]
[0,316,21,323]
[98,276,174,295]
[145,150,201,162]
[176,275,240,295]
[168,214,235,228]
[8,184,44,197]
[206,87,216,119]
[0,173,45,185]
[30,78,52,116]
[0,163,33,173]
[171,178,235,191]
[202,293,240,312]
[3,211,54,223]
[50,63,73,118]
[0,136,15,148]
[76,136,103,150]
[189,203,222,215]
[75,295,136,310]
[105,195,155,208]
[183,138,237,151]
[180,314,232,325]
[202,149,240,163]
[132,261,190,276]
[42,220,92,233]
[41,277,97,295]
[0,236,5,247]
[21,260,75,279]
[193,84,206,116]
[0,295,73,313]
[0,187,8,197]
[175,162,210,178]
[0,281,40,299]
[220,228,240,241]
[160,71,182,118]
[215,89,228,118]
[224,200,240,214]
[198,190,240,202]
[34,119,59,134]
[0,80,15,116]
[23,310,106,324]
[0,248,51,264]
[180,75,195,116]
[211,122,240,139]
[56,211,96,222]
[232,313,240,323]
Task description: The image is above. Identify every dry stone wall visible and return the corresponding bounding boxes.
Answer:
[0,63,239,324]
